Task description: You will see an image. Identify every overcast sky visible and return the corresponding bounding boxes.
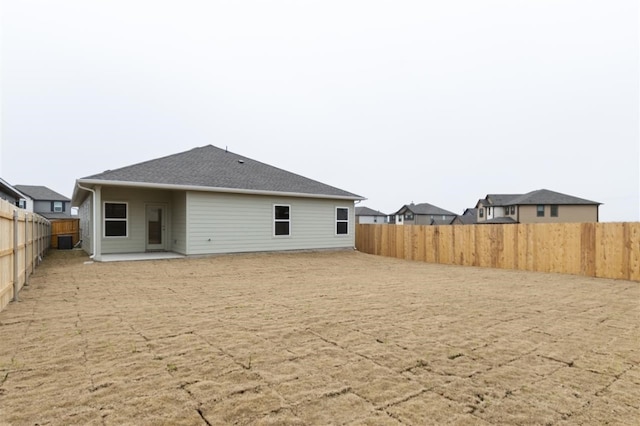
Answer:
[1,0,638,221]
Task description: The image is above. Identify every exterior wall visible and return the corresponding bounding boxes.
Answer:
[484,206,498,220]
[22,198,34,211]
[0,190,18,205]
[79,196,93,255]
[33,200,70,215]
[357,215,386,224]
[186,191,356,255]
[518,204,599,223]
[504,206,516,219]
[99,186,173,254]
[171,191,187,254]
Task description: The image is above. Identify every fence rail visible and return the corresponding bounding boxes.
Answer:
[356,223,640,282]
[0,198,51,313]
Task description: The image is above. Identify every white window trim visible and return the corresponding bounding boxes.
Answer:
[104,201,128,238]
[273,204,291,237]
[53,201,63,213]
[336,206,350,236]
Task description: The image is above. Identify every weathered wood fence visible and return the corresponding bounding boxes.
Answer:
[356,223,640,282]
[0,198,51,313]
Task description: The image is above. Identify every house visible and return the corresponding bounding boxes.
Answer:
[475,189,600,224]
[0,177,29,208]
[392,202,457,225]
[14,185,72,219]
[355,206,388,224]
[452,208,478,225]
[71,145,364,260]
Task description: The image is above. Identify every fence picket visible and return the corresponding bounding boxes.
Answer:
[356,223,640,282]
[0,199,51,312]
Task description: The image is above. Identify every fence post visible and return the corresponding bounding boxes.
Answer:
[25,214,29,286]
[13,210,19,302]
[31,216,35,273]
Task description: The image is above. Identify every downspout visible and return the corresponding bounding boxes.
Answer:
[76,183,97,259]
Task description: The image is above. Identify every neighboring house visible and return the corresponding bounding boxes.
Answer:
[355,206,388,224]
[475,189,601,224]
[392,202,457,225]
[0,177,29,208]
[429,217,456,226]
[71,145,364,260]
[452,208,478,225]
[15,185,72,219]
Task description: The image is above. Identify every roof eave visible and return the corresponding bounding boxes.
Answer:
[0,178,30,200]
[72,179,365,206]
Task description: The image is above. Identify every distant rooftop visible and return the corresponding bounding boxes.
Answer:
[478,189,600,207]
[15,185,70,201]
[356,206,387,216]
[394,202,456,217]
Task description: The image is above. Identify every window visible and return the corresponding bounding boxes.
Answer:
[52,201,63,212]
[479,208,484,218]
[336,207,349,235]
[104,202,128,237]
[404,212,414,220]
[537,205,545,217]
[510,206,515,215]
[274,205,290,236]
[550,205,558,217]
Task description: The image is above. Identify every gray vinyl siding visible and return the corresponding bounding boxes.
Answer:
[171,192,187,254]
[0,190,18,205]
[100,186,173,254]
[186,191,355,255]
[33,200,70,214]
[79,197,93,255]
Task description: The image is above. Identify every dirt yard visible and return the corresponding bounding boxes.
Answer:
[0,250,638,425]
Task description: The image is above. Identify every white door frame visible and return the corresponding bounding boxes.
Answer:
[145,204,167,251]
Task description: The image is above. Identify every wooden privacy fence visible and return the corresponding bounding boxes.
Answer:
[50,218,80,249]
[0,198,51,313]
[356,223,640,282]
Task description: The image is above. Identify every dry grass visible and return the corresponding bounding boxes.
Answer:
[0,249,638,425]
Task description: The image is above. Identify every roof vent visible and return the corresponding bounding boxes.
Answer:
[237,160,244,164]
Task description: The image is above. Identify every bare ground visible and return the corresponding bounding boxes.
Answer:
[0,249,638,425]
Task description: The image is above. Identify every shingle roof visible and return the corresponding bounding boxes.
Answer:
[15,185,69,201]
[485,194,521,206]
[456,208,478,224]
[79,145,363,200]
[430,217,455,225]
[508,189,600,205]
[477,190,601,207]
[456,215,477,225]
[481,217,518,224]
[39,212,73,220]
[395,202,456,216]
[355,206,387,216]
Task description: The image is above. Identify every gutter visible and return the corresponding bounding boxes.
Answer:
[75,182,97,259]
[75,179,366,202]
